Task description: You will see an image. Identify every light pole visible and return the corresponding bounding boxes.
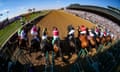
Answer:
[5,10,9,19]
[6,10,9,23]
[0,13,3,20]
[33,8,35,13]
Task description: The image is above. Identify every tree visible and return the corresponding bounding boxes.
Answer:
[28,8,32,13]
[33,8,35,12]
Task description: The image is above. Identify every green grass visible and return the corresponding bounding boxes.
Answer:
[0,10,49,48]
[0,20,21,47]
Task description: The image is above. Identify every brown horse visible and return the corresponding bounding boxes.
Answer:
[53,39,63,59]
[88,36,96,48]
[106,35,112,43]
[19,39,28,49]
[96,37,101,45]
[79,34,89,49]
[78,33,90,57]
[88,30,97,56]
[101,36,106,45]
[53,39,59,53]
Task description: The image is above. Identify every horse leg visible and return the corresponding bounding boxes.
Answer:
[78,48,88,58]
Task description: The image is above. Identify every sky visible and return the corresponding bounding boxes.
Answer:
[0,0,120,21]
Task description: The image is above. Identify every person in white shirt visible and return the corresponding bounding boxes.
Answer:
[20,28,27,40]
[42,28,48,40]
[67,25,75,40]
[68,27,75,40]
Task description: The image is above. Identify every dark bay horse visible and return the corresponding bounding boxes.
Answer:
[18,27,29,50]
[65,35,77,54]
[40,38,53,55]
[30,35,41,53]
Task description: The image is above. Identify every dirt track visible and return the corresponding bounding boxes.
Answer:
[37,10,96,39]
[16,10,97,72]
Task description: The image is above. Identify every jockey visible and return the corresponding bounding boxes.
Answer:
[42,28,48,40]
[106,29,111,36]
[68,26,75,40]
[103,31,107,37]
[52,27,59,45]
[80,25,87,34]
[95,27,100,36]
[30,25,38,36]
[110,33,114,39]
[88,29,94,37]
[17,27,22,39]
[88,29,95,40]
[20,27,27,40]
[106,30,114,39]
[100,28,104,38]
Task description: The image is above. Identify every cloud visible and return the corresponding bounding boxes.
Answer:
[0,9,10,14]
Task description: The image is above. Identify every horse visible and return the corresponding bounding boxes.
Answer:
[66,25,78,54]
[78,32,89,57]
[78,26,98,57]
[30,35,41,53]
[18,26,29,50]
[52,38,63,59]
[40,37,53,56]
[87,29,97,56]
[105,31,113,45]
[88,30,96,47]
[65,35,77,54]
[96,37,101,46]
[79,33,89,49]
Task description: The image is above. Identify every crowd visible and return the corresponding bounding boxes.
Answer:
[65,9,120,39]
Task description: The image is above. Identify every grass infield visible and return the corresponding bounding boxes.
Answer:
[0,10,49,48]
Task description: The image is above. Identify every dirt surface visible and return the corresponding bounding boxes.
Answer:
[37,10,96,39]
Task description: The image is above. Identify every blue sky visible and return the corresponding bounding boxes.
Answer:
[0,0,120,21]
